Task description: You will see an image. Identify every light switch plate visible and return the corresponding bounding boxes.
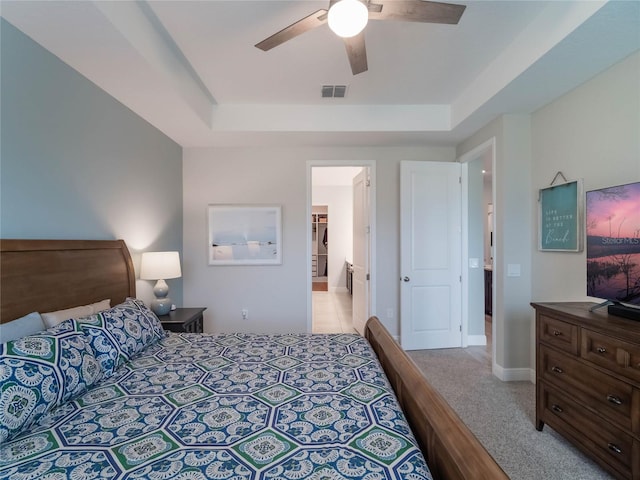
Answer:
[507,264,521,277]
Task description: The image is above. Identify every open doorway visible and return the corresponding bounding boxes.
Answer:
[311,205,329,292]
[308,163,374,334]
[461,139,495,366]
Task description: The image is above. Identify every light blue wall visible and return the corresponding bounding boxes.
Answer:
[1,19,184,305]
[458,115,533,376]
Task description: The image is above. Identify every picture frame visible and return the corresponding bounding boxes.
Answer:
[538,179,583,252]
[208,205,282,265]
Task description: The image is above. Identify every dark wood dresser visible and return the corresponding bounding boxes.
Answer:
[532,302,640,480]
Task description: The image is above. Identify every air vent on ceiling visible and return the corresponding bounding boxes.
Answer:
[322,85,347,98]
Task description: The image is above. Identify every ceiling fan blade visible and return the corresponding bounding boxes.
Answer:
[343,32,368,75]
[370,1,465,24]
[255,9,328,51]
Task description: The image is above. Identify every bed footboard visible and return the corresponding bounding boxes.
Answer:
[365,316,508,480]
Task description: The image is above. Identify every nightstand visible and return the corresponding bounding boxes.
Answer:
[158,307,206,333]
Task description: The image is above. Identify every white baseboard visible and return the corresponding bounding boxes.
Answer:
[493,364,535,383]
[330,286,349,293]
[467,335,487,346]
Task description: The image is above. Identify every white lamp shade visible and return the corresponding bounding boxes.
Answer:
[140,251,182,280]
[328,0,369,38]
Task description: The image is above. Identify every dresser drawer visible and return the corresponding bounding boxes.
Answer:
[582,329,640,384]
[539,384,634,477]
[538,314,579,355]
[540,345,636,431]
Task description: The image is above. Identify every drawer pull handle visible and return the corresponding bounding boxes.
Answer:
[551,404,563,413]
[553,330,562,336]
[607,395,623,406]
[597,346,607,354]
[608,443,622,454]
[551,366,564,374]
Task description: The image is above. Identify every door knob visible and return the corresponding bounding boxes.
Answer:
[403,276,410,282]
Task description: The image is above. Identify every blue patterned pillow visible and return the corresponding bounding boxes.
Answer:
[0,319,102,443]
[77,298,166,377]
[77,324,122,378]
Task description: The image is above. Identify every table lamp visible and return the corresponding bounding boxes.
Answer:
[140,251,182,316]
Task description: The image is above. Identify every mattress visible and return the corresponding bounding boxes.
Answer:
[0,332,432,479]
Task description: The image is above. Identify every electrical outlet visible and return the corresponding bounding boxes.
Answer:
[242,309,249,320]
[386,308,394,319]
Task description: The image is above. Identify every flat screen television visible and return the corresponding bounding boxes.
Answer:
[586,181,640,307]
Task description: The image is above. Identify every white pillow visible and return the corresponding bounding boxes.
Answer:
[41,299,111,328]
[0,312,45,343]
[90,299,111,313]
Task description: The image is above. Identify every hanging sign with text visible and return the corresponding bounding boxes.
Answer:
[538,180,583,252]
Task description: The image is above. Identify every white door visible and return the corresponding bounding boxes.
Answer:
[400,161,462,350]
[352,168,369,335]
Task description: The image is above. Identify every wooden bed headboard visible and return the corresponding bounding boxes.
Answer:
[0,239,136,323]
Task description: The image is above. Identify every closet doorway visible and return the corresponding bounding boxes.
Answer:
[308,163,374,334]
[311,206,329,291]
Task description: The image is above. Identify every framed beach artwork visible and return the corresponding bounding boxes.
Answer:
[208,205,282,265]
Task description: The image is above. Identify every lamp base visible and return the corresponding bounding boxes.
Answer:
[150,297,172,316]
[150,279,171,316]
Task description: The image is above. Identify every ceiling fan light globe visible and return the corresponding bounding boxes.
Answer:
[328,0,369,38]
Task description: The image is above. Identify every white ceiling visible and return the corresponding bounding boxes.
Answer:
[2,0,639,148]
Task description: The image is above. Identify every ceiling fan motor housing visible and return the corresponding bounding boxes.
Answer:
[328,0,370,38]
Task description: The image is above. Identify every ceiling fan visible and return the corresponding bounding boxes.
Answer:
[255,0,466,75]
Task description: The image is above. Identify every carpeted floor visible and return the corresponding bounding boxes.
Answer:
[407,346,614,480]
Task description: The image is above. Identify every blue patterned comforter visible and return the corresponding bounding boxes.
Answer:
[1,332,432,479]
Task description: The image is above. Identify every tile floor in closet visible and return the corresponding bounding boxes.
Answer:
[312,291,356,334]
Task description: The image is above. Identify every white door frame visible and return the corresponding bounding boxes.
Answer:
[459,138,497,364]
[306,160,376,332]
